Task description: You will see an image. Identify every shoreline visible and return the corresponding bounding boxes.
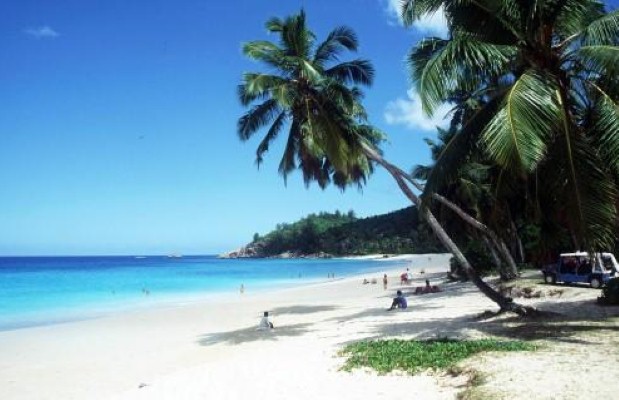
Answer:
[0,253,450,333]
[2,252,616,400]
[0,255,452,400]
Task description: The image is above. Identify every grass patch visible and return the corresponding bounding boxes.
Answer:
[339,338,535,374]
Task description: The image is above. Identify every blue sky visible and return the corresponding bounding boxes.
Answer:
[0,1,615,256]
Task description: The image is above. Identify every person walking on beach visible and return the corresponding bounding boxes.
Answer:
[400,268,412,285]
[383,274,388,290]
[387,290,408,311]
[258,311,274,330]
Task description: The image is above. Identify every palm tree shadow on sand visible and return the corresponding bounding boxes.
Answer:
[349,298,619,347]
[197,322,313,346]
[268,305,339,315]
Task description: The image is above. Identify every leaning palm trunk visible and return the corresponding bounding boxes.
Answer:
[360,142,531,315]
[483,235,503,272]
[399,166,520,279]
[509,218,525,263]
[428,193,520,280]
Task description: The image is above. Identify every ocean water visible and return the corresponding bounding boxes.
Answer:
[0,255,412,331]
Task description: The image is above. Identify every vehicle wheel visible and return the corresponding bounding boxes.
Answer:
[544,274,556,284]
[590,277,602,289]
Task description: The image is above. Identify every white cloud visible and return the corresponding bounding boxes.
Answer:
[384,89,452,132]
[24,26,60,39]
[384,1,448,37]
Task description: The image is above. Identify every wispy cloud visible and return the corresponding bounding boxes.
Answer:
[24,26,60,39]
[384,89,451,132]
[383,1,448,37]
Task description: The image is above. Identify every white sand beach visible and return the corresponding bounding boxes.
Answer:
[1,253,618,400]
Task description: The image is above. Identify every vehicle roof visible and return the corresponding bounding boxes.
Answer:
[560,252,590,257]
[559,252,615,257]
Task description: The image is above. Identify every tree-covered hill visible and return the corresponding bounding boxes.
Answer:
[224,207,443,258]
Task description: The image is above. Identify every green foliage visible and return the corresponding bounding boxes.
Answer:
[238,10,381,190]
[404,0,619,252]
[250,207,442,256]
[449,240,497,277]
[339,338,535,374]
[598,277,619,305]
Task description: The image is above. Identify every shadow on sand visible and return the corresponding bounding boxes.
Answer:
[269,305,339,315]
[198,322,313,346]
[198,278,619,349]
[361,297,619,346]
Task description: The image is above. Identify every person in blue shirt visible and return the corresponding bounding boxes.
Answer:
[387,290,408,311]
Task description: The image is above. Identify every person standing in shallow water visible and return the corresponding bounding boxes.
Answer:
[240,284,244,294]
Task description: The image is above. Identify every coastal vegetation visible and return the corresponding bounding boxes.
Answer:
[339,338,536,374]
[245,207,441,257]
[237,1,619,315]
[407,0,619,258]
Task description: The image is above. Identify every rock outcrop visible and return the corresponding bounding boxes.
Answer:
[218,242,265,258]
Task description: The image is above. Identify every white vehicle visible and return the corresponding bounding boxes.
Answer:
[542,252,619,288]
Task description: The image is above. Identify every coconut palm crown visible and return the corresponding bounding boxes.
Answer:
[403,0,619,250]
[237,10,382,189]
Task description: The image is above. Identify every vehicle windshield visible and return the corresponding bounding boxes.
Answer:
[601,255,618,272]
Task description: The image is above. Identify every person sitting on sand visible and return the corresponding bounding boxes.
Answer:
[414,279,442,295]
[258,311,274,330]
[387,290,407,311]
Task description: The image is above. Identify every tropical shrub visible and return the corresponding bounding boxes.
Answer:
[339,338,535,374]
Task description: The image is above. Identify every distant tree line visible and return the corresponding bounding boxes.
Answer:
[248,207,442,257]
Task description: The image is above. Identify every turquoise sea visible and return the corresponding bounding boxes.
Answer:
[0,255,409,331]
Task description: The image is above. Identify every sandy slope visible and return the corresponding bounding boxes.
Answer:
[1,253,618,400]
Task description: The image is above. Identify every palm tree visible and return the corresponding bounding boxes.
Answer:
[238,11,379,190]
[403,0,619,252]
[238,10,531,314]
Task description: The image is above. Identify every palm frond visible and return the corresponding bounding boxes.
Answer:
[423,93,504,197]
[314,26,358,65]
[238,73,288,106]
[408,34,514,115]
[589,83,619,175]
[553,0,604,39]
[411,164,432,180]
[401,0,444,26]
[482,71,560,172]
[242,41,289,71]
[278,121,300,182]
[554,129,617,250]
[256,112,287,166]
[323,59,374,87]
[237,99,281,141]
[322,81,356,114]
[280,10,314,59]
[265,17,284,32]
[298,58,322,82]
[447,1,521,45]
[581,9,619,46]
[577,45,619,76]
